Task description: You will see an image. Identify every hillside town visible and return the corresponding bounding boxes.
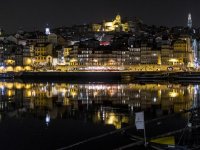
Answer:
[0,14,199,72]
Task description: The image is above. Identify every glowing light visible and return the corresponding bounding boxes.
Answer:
[93,59,98,63]
[6,66,14,72]
[45,28,50,35]
[15,83,23,89]
[5,83,14,89]
[108,89,116,97]
[105,112,121,129]
[70,91,77,98]
[152,53,157,56]
[70,58,77,63]
[93,91,98,97]
[7,90,13,97]
[24,84,31,89]
[45,114,50,125]
[25,90,32,97]
[24,66,32,71]
[63,99,70,106]
[26,58,32,65]
[107,115,116,125]
[32,90,36,97]
[168,59,178,63]
[169,91,179,98]
[15,66,23,72]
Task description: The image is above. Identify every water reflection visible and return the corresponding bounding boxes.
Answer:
[0,81,197,130]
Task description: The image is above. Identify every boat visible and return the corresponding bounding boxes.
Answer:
[172,72,200,80]
[134,73,169,80]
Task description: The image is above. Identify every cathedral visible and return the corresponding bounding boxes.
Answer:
[92,15,130,32]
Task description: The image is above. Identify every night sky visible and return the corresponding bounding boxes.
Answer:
[0,0,199,33]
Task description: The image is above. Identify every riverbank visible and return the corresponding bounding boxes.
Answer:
[3,71,200,82]
[13,71,200,81]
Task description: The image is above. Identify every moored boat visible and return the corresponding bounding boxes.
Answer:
[134,73,169,80]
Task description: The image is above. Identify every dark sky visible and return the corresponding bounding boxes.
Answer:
[0,0,199,33]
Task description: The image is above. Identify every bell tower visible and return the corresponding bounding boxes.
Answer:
[115,14,121,24]
[187,13,192,28]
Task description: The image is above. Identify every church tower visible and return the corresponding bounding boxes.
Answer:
[115,14,121,24]
[188,13,192,28]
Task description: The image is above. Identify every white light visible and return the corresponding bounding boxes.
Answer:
[188,122,192,128]
[194,85,199,95]
[45,114,50,125]
[152,53,157,56]
[45,28,50,35]
[188,13,192,20]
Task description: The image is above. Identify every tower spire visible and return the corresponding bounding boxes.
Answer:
[188,13,192,28]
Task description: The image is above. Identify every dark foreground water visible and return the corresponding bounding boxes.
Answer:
[0,80,199,149]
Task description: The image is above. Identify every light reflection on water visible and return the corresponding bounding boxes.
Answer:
[0,81,197,129]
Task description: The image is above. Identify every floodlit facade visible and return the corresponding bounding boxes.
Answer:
[66,46,131,71]
[33,43,53,64]
[92,15,131,32]
[58,36,195,71]
[173,37,194,67]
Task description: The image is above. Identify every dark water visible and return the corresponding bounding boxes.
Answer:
[0,80,199,149]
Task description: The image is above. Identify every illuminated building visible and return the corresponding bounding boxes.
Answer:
[14,46,23,66]
[92,15,131,32]
[140,44,161,64]
[128,46,141,64]
[2,43,24,68]
[161,44,173,65]
[92,24,101,32]
[33,43,53,64]
[160,37,194,68]
[63,47,72,58]
[66,45,131,71]
[23,46,34,71]
[0,17,198,72]
[173,37,194,67]
[37,33,48,44]
[64,36,194,71]
[56,47,72,66]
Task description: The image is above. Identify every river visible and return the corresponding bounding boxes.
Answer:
[0,80,199,149]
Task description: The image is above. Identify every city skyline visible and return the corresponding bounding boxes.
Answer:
[0,0,199,33]
[0,1,200,150]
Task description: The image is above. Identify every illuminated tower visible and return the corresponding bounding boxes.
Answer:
[192,39,198,66]
[115,14,121,24]
[188,13,192,28]
[45,24,51,35]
